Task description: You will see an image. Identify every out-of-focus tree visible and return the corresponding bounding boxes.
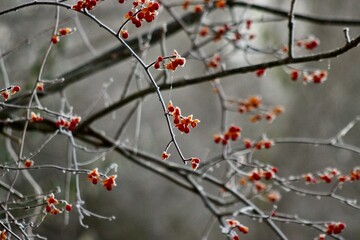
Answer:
[0,0,360,239]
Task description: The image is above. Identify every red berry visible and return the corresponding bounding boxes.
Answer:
[148,5,155,12]
[177,58,185,66]
[145,15,153,22]
[230,135,238,141]
[337,222,346,230]
[177,124,185,132]
[65,204,72,212]
[152,2,160,10]
[305,40,319,50]
[264,141,272,149]
[244,139,252,148]
[51,35,59,44]
[256,68,266,77]
[246,19,252,29]
[12,85,21,93]
[290,70,299,81]
[184,126,190,134]
[45,205,51,212]
[214,135,222,144]
[24,159,34,168]
[135,21,142,28]
[121,30,129,39]
[137,12,144,19]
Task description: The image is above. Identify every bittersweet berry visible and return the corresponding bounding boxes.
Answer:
[120,29,129,39]
[24,159,34,168]
[161,151,170,160]
[65,204,72,212]
[103,175,117,191]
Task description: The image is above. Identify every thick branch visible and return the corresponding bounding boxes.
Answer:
[80,35,360,126]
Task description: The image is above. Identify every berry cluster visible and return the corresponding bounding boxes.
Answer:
[103,175,117,191]
[237,96,284,123]
[88,168,100,184]
[30,112,43,122]
[214,24,230,41]
[303,70,328,84]
[72,0,99,11]
[248,167,278,181]
[254,139,274,149]
[154,56,163,69]
[238,95,262,113]
[56,116,81,131]
[165,50,186,71]
[124,1,160,28]
[349,168,360,181]
[242,138,275,150]
[197,22,255,43]
[318,168,340,183]
[87,168,117,191]
[207,54,221,69]
[289,69,328,84]
[325,222,346,235]
[303,173,317,184]
[301,167,360,185]
[167,101,200,134]
[213,125,241,145]
[302,168,340,184]
[44,193,72,215]
[226,219,249,240]
[190,157,200,170]
[296,36,320,50]
[51,27,74,44]
[0,85,21,101]
[279,36,320,53]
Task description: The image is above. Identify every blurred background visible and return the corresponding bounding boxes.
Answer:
[1,0,360,239]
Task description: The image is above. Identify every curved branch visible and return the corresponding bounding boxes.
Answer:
[80,34,360,127]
